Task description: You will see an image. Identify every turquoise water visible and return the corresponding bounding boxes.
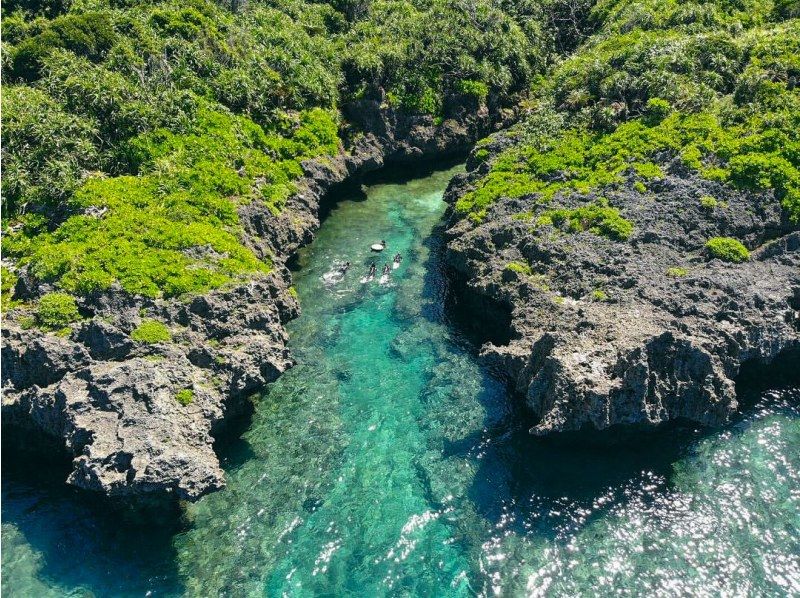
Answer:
[3,164,800,596]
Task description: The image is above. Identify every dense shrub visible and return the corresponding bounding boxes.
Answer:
[9,12,116,81]
[458,108,800,222]
[505,261,533,275]
[36,292,80,328]
[1,86,100,213]
[3,0,541,302]
[2,105,340,297]
[3,0,797,311]
[456,0,800,224]
[175,388,195,405]
[537,204,634,241]
[705,237,751,262]
[1,268,19,312]
[131,319,172,343]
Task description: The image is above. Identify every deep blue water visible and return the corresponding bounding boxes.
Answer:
[3,164,799,596]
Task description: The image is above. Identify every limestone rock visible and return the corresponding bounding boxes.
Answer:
[444,149,800,435]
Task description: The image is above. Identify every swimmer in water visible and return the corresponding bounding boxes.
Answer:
[340,261,351,274]
[393,253,402,264]
[368,262,377,278]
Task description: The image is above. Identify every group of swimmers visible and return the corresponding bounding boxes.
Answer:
[363,253,402,279]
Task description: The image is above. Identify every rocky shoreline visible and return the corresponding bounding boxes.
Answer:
[1,102,504,503]
[443,140,800,436]
[6,98,798,506]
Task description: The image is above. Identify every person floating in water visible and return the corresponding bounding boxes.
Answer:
[340,261,351,274]
[368,262,377,278]
[382,264,391,276]
[393,253,402,264]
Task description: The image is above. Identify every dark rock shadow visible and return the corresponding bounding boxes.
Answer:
[2,428,187,595]
[212,403,258,473]
[735,346,800,410]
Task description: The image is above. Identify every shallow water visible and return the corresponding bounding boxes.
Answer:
[3,164,799,597]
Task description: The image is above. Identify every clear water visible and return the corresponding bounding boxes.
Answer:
[3,164,799,597]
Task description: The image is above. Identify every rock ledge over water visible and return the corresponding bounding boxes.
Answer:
[444,145,800,435]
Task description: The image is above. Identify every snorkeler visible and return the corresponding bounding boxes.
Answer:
[340,261,351,273]
[382,264,391,275]
[368,262,377,278]
[393,253,402,263]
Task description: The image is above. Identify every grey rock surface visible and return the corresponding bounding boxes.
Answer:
[1,102,502,501]
[444,149,800,436]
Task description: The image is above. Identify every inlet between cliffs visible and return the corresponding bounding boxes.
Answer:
[3,164,799,596]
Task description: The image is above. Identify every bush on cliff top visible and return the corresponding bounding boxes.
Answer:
[457,106,800,223]
[457,2,800,223]
[131,319,172,343]
[2,0,545,305]
[3,105,339,298]
[1,268,19,313]
[175,388,195,406]
[705,237,751,263]
[36,292,80,329]
[537,203,634,241]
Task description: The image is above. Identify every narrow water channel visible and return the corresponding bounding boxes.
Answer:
[3,164,799,596]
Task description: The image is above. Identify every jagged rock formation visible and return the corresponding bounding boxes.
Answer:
[1,104,501,501]
[444,148,800,436]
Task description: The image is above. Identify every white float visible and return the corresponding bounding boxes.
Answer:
[371,243,385,252]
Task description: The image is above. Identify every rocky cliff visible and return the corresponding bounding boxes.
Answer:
[1,103,501,502]
[444,142,800,436]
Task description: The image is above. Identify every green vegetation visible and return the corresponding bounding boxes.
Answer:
[175,388,195,406]
[3,0,797,314]
[537,203,633,241]
[36,292,80,329]
[505,261,534,276]
[3,0,548,305]
[2,105,340,297]
[591,289,609,302]
[457,0,800,224]
[1,267,19,312]
[700,195,719,210]
[666,267,688,277]
[131,319,172,344]
[705,237,751,263]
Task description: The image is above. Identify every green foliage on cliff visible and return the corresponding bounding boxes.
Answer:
[4,0,797,308]
[131,319,172,344]
[175,388,195,406]
[505,261,534,276]
[36,292,80,329]
[1,268,19,312]
[2,105,341,298]
[2,0,547,303]
[458,0,800,223]
[705,237,751,262]
[537,203,633,241]
[666,266,688,277]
